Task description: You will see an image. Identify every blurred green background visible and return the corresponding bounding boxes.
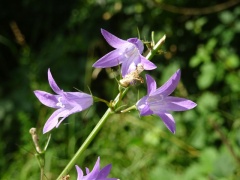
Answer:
[1,0,240,179]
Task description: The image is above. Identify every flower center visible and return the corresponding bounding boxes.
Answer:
[147,94,166,112]
[124,46,137,59]
[147,94,164,104]
[56,97,65,108]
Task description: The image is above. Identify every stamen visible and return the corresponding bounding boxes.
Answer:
[56,97,65,108]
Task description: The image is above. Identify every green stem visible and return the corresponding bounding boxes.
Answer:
[93,96,110,107]
[120,105,137,113]
[56,34,166,179]
[40,167,44,180]
[56,89,127,179]
[57,109,112,179]
[146,34,166,60]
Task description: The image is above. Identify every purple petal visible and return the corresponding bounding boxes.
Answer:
[34,90,59,108]
[48,68,63,95]
[43,108,69,134]
[153,69,181,97]
[93,49,124,68]
[92,156,101,172]
[157,113,176,133]
[121,56,138,77]
[97,164,112,178]
[75,157,118,180]
[140,56,157,70]
[85,167,90,174]
[75,165,84,180]
[149,96,197,113]
[55,105,86,128]
[101,29,130,48]
[121,46,142,76]
[163,96,197,111]
[127,38,144,53]
[85,157,101,179]
[64,92,93,110]
[145,75,157,95]
[136,96,153,116]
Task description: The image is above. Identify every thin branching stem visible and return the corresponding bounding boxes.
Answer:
[56,34,166,179]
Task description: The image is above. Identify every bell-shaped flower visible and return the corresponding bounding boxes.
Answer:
[34,69,93,134]
[93,29,156,77]
[75,157,118,180]
[136,69,197,133]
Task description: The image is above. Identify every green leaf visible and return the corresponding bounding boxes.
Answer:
[206,38,217,52]
[189,56,201,68]
[199,147,218,173]
[197,62,216,89]
[197,92,219,113]
[212,148,236,177]
[225,54,239,69]
[225,73,240,92]
[219,11,234,24]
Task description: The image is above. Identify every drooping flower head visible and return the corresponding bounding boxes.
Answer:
[75,157,118,180]
[136,69,197,133]
[34,69,93,134]
[93,29,156,77]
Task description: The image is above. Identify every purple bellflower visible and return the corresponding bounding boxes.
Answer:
[75,157,118,180]
[93,29,156,77]
[136,69,197,133]
[34,69,93,134]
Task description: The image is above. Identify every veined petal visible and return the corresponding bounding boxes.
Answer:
[92,156,100,171]
[139,105,153,116]
[157,112,176,133]
[140,55,157,70]
[127,38,144,53]
[55,105,84,128]
[75,165,84,180]
[93,49,124,68]
[75,157,118,180]
[101,29,130,48]
[163,96,197,111]
[85,157,101,179]
[97,164,112,179]
[153,69,181,97]
[64,92,93,110]
[34,90,59,108]
[43,108,69,134]
[136,96,153,116]
[145,75,157,95]
[48,68,63,95]
[121,56,137,77]
[121,47,141,77]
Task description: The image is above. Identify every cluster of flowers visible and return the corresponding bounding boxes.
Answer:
[34,29,197,179]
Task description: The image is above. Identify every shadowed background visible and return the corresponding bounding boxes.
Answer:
[0,0,240,179]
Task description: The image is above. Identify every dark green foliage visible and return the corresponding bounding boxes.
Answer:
[1,0,240,179]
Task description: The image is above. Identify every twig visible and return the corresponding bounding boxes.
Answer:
[153,0,240,15]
